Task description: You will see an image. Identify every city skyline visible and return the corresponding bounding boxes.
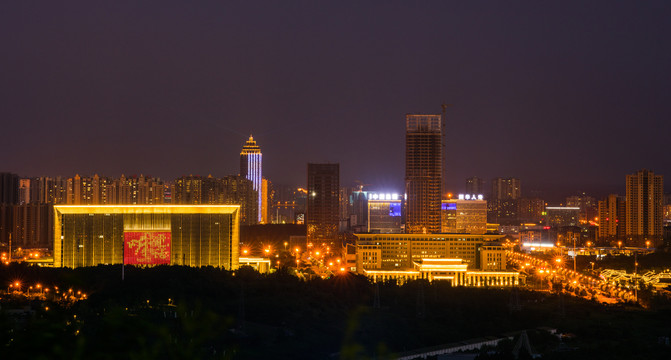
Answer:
[1,2,670,200]
[2,141,666,203]
[3,3,671,359]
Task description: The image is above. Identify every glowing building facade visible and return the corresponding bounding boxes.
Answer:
[240,135,262,223]
[53,205,240,269]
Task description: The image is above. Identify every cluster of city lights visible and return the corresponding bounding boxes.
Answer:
[509,251,637,302]
[1,249,48,265]
[6,281,87,301]
[238,240,347,276]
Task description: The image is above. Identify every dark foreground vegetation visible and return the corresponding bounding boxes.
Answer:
[2,263,671,359]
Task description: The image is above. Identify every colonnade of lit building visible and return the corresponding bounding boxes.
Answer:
[464,272,519,287]
[362,266,519,287]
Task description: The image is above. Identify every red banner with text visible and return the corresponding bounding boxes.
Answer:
[124,232,171,265]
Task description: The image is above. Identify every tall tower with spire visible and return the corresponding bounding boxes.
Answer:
[240,135,262,223]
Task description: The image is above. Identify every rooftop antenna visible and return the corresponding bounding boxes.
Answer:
[441,103,453,197]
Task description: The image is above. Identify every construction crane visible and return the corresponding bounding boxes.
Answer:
[353,180,371,192]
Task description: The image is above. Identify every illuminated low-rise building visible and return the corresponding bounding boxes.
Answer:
[354,233,518,286]
[362,258,519,286]
[355,233,503,270]
[238,257,271,273]
[54,205,240,269]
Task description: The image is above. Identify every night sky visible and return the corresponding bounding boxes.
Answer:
[2,1,670,200]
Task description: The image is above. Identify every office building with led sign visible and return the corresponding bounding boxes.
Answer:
[441,195,487,234]
[53,205,240,269]
[367,192,402,233]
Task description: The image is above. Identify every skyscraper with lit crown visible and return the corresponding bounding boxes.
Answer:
[240,135,262,223]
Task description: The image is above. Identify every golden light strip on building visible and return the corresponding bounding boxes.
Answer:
[363,270,421,275]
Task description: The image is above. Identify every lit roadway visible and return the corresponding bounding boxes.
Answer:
[507,251,637,304]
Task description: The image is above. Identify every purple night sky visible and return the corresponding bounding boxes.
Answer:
[1,1,670,200]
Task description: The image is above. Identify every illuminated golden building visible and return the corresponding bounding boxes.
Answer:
[355,233,517,286]
[53,205,240,269]
[355,233,505,270]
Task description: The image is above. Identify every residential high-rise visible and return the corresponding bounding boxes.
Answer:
[517,198,545,223]
[488,178,521,225]
[240,135,262,223]
[261,178,272,224]
[405,114,442,234]
[465,177,485,196]
[566,193,598,223]
[0,172,19,205]
[625,169,664,247]
[173,175,203,205]
[220,176,258,226]
[307,163,339,243]
[598,194,626,245]
[490,178,521,200]
[18,179,30,205]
